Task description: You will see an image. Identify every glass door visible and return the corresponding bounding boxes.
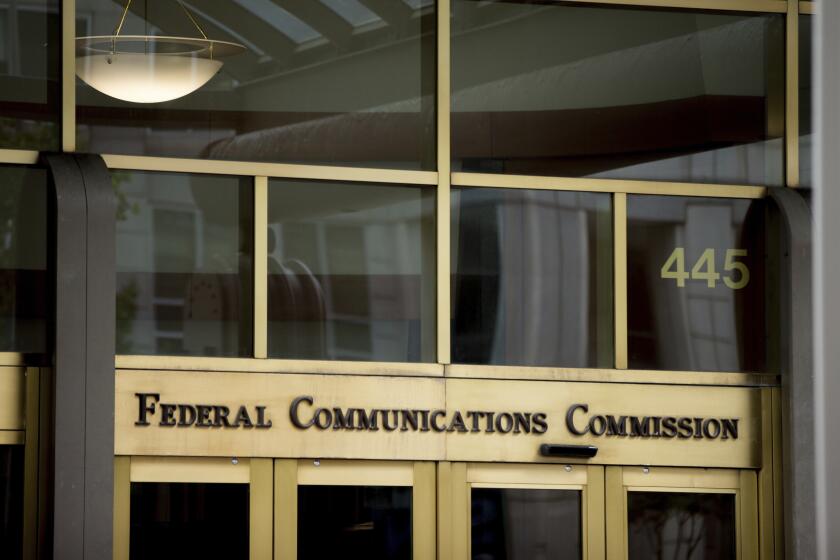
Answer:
[606,466,758,560]
[446,462,606,560]
[113,456,273,560]
[273,459,436,560]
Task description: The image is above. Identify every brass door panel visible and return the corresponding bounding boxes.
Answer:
[0,366,25,436]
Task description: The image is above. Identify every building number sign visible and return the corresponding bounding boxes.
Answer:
[660,248,750,289]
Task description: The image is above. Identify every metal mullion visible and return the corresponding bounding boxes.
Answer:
[786,0,800,187]
[437,0,452,365]
[413,462,437,560]
[614,193,628,370]
[22,367,40,559]
[100,154,438,185]
[115,355,445,376]
[553,0,786,12]
[250,459,273,560]
[254,177,268,359]
[112,456,130,560]
[62,0,76,152]
[452,172,767,199]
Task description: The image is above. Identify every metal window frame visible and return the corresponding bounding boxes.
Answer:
[0,0,807,383]
[0,2,814,558]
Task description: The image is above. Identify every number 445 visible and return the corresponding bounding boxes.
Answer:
[660,248,750,289]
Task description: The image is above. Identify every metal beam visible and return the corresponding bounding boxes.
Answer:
[358,0,414,29]
[273,0,353,48]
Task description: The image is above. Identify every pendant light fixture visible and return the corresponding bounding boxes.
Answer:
[76,0,245,104]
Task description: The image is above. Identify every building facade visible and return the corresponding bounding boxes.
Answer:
[0,0,817,558]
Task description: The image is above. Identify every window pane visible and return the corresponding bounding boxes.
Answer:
[115,171,253,356]
[471,487,582,560]
[452,1,784,186]
[0,0,60,150]
[452,188,613,367]
[0,165,47,353]
[130,482,249,560]
[267,180,435,362]
[0,446,24,559]
[298,485,412,560]
[627,195,773,373]
[76,0,435,170]
[800,15,812,187]
[628,492,736,560]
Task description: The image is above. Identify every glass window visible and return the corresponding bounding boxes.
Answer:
[800,15,812,187]
[130,482,249,560]
[76,0,435,170]
[0,165,47,353]
[0,0,60,150]
[471,487,582,560]
[267,180,435,362]
[298,485,412,560]
[627,195,773,373]
[0,446,24,559]
[115,171,253,357]
[452,1,784,186]
[452,188,613,367]
[627,492,736,560]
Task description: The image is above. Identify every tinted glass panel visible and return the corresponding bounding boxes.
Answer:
[115,171,253,356]
[298,485,412,560]
[627,195,773,372]
[0,446,23,559]
[452,1,784,186]
[0,0,60,150]
[267,180,435,362]
[76,0,435,169]
[628,492,736,560]
[452,188,612,367]
[130,482,249,560]
[800,15,812,187]
[0,166,47,353]
[471,487,582,560]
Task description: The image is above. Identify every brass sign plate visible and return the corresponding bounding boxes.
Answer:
[115,370,762,468]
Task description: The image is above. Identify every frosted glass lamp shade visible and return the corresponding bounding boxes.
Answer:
[76,36,244,104]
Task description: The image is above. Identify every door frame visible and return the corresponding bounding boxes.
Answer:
[113,456,273,560]
[272,459,436,560]
[605,466,758,560]
[441,462,606,560]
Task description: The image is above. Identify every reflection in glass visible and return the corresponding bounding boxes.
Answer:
[0,446,24,559]
[130,482,249,560]
[0,0,60,150]
[627,195,772,373]
[452,1,784,186]
[800,15,812,187]
[298,485,412,560]
[76,0,435,170]
[0,166,47,353]
[471,488,582,560]
[452,188,613,367]
[628,492,736,560]
[115,171,253,356]
[267,180,435,362]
